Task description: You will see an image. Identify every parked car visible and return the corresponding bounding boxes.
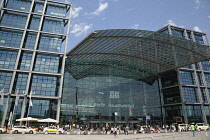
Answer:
[0,127,6,133]
[43,127,64,134]
[195,123,209,131]
[178,124,189,131]
[11,126,35,134]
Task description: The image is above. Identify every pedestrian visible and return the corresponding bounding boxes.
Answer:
[113,127,118,138]
[124,126,128,135]
[190,123,195,137]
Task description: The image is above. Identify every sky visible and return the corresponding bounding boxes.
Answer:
[62,0,210,52]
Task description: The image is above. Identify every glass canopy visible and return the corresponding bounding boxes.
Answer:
[66,29,210,84]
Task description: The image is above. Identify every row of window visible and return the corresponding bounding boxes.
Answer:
[6,0,67,18]
[0,71,59,96]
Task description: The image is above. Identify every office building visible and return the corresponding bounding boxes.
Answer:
[0,0,71,126]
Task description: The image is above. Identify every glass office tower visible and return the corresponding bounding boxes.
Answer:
[158,25,210,124]
[0,0,71,126]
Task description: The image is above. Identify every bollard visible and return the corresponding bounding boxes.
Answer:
[22,131,25,135]
[56,132,59,135]
[45,131,48,135]
[67,132,70,135]
[34,131,37,135]
[88,131,91,135]
[134,131,137,134]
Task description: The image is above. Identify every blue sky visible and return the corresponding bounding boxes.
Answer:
[64,0,210,52]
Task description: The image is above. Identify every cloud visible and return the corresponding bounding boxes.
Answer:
[70,23,93,37]
[71,7,82,18]
[193,26,202,32]
[194,0,200,9]
[167,20,184,28]
[131,24,139,29]
[208,15,210,18]
[90,2,108,15]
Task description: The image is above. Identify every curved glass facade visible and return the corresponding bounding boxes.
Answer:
[61,72,162,127]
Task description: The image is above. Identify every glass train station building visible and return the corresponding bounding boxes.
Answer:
[1,0,210,128]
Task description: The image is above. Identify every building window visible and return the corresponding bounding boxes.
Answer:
[6,0,31,12]
[0,71,13,92]
[31,75,59,96]
[179,71,196,85]
[0,11,28,29]
[182,87,200,103]
[34,53,61,73]
[13,73,28,94]
[0,49,18,69]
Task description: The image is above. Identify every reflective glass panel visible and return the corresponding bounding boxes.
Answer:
[0,48,18,69]
[7,0,31,12]
[31,75,59,96]
[13,73,28,94]
[182,87,200,103]
[38,34,62,52]
[0,11,28,28]
[46,2,66,17]
[18,51,33,70]
[34,53,60,73]
[0,28,23,48]
[0,71,12,92]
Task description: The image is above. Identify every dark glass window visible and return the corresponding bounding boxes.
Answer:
[38,34,62,52]
[179,71,196,85]
[23,32,37,49]
[42,17,65,34]
[163,87,181,104]
[0,48,18,69]
[200,88,208,103]
[0,71,12,92]
[28,15,41,31]
[201,61,210,71]
[182,87,199,103]
[46,3,66,17]
[194,33,204,44]
[6,0,31,12]
[197,72,204,86]
[32,1,44,14]
[0,28,23,48]
[12,73,28,94]
[204,73,210,86]
[0,11,28,28]
[171,27,185,38]
[186,105,203,123]
[28,99,57,119]
[34,53,61,73]
[18,51,33,71]
[31,75,59,96]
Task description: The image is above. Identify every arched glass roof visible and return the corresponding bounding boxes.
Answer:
[66,29,210,84]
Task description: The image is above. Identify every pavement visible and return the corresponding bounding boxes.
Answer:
[0,131,210,140]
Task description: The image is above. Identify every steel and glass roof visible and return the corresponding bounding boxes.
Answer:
[66,29,210,84]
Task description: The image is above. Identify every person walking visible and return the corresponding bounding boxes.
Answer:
[190,123,195,137]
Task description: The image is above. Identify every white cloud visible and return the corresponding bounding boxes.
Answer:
[193,26,202,32]
[194,0,201,9]
[208,15,210,18]
[132,24,139,29]
[71,7,82,18]
[167,20,184,28]
[70,23,93,37]
[90,2,108,15]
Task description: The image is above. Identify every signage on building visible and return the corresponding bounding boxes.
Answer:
[110,91,119,98]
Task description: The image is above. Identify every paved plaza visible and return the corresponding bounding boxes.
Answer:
[0,131,210,140]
